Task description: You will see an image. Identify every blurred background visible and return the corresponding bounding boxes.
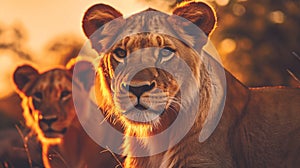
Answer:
[0,0,299,134]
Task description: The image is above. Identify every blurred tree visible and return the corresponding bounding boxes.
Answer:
[137,0,300,87]
[211,0,300,86]
[0,22,32,132]
[41,34,84,66]
[0,22,32,60]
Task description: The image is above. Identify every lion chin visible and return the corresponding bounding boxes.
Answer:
[116,99,181,137]
[42,129,66,139]
[39,126,67,139]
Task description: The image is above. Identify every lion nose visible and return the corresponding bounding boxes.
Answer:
[40,116,58,126]
[126,82,155,98]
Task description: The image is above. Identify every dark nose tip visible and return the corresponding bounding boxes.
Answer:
[40,116,58,126]
[127,82,155,98]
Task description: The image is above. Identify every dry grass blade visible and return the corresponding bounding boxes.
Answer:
[2,161,10,168]
[287,52,300,85]
[100,147,124,168]
[292,51,300,61]
[15,125,33,168]
[48,148,69,168]
[287,69,300,84]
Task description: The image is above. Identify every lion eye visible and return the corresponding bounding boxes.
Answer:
[113,48,127,59]
[33,92,43,101]
[60,90,71,100]
[159,47,175,63]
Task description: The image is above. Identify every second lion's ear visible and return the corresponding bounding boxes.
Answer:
[82,4,124,53]
[13,65,39,95]
[70,60,95,92]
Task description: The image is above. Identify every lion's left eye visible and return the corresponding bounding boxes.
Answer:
[159,47,175,63]
[60,90,71,100]
[113,48,127,59]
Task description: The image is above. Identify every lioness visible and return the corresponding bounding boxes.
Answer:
[13,61,122,168]
[82,1,300,168]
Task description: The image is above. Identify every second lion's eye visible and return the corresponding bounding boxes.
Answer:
[33,92,43,101]
[113,48,127,59]
[60,90,71,100]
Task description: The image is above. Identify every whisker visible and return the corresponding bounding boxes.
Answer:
[167,105,179,118]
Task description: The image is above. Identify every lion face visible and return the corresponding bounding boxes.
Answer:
[13,61,94,139]
[32,70,74,138]
[82,2,216,136]
[107,34,204,132]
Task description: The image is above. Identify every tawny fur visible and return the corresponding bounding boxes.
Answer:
[82,1,300,167]
[13,62,122,168]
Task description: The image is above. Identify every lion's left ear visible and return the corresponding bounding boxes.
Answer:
[172,2,216,36]
[82,4,124,53]
[70,61,95,92]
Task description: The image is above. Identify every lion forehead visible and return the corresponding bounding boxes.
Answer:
[122,10,172,35]
[31,69,72,95]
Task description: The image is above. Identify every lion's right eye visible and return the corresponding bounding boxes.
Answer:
[33,92,43,101]
[113,48,127,59]
[60,90,71,101]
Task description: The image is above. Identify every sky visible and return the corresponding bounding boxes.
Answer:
[0,0,221,98]
[0,0,150,51]
[0,0,151,98]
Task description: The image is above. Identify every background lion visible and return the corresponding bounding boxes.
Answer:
[81,1,300,168]
[13,61,122,168]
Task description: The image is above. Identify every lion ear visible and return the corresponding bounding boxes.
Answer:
[172,2,216,36]
[13,65,39,94]
[70,61,95,92]
[82,4,124,52]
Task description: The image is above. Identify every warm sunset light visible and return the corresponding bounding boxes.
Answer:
[215,0,230,6]
[0,0,148,51]
[0,0,149,99]
[232,4,246,16]
[219,38,236,54]
[269,10,285,24]
[0,51,28,98]
[0,0,299,167]
[0,55,14,97]
[19,93,61,168]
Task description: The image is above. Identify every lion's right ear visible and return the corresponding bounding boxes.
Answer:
[13,65,39,94]
[82,4,124,53]
[172,2,216,36]
[170,2,216,49]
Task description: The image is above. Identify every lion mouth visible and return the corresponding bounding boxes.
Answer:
[124,104,163,115]
[123,104,164,123]
[134,104,148,111]
[43,128,67,138]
